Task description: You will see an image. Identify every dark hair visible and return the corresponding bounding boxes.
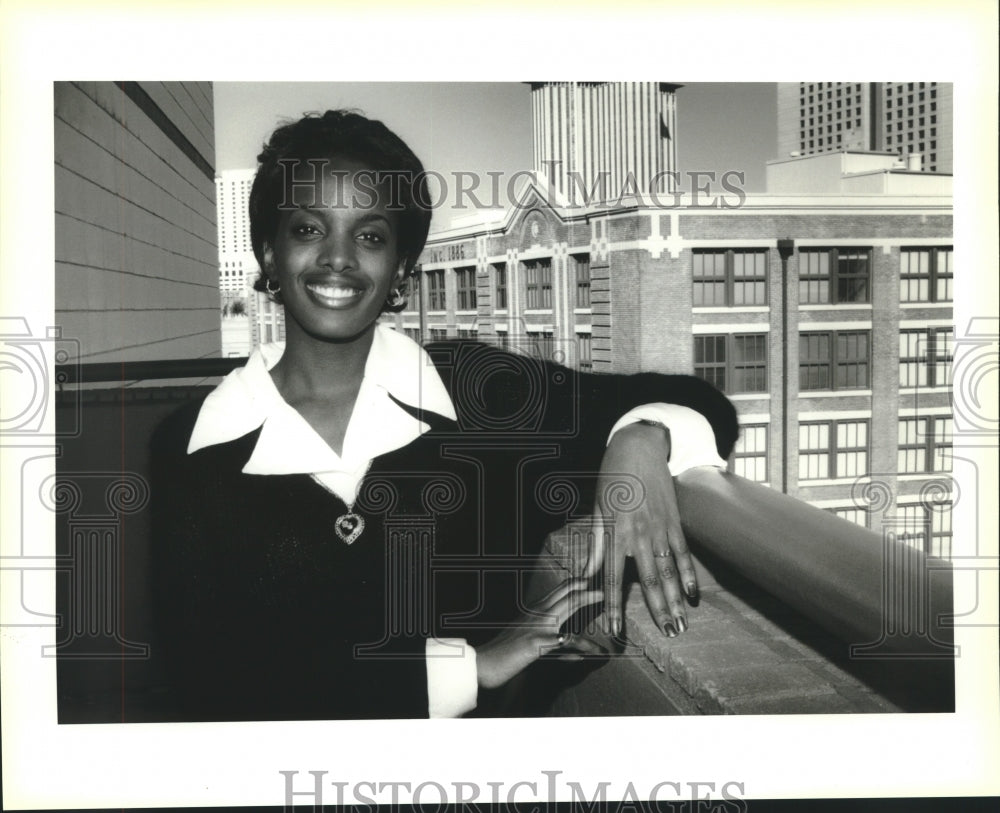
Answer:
[248,109,432,313]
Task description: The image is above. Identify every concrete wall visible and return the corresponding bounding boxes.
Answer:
[54,82,220,362]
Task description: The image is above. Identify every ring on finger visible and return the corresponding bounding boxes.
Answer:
[653,551,671,559]
[556,632,566,646]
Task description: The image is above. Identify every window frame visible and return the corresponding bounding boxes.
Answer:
[574,254,592,309]
[693,333,769,394]
[732,424,768,482]
[493,263,507,310]
[577,332,593,372]
[524,258,553,310]
[825,506,870,529]
[798,247,872,305]
[798,418,870,481]
[897,415,953,474]
[798,329,871,391]
[895,501,953,559]
[455,266,477,311]
[528,329,555,361]
[899,246,953,303]
[899,327,953,389]
[426,269,446,311]
[692,248,768,307]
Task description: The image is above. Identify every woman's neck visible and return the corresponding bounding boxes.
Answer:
[269,321,375,403]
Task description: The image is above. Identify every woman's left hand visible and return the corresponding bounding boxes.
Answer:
[585,421,696,640]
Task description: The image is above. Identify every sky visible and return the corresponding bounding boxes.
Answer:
[213,82,777,210]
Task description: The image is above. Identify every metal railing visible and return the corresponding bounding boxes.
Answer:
[56,357,249,387]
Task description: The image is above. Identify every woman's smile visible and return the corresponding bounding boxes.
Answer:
[304,279,368,308]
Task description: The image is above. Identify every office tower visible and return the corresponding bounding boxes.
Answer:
[529,82,680,204]
[777,82,952,173]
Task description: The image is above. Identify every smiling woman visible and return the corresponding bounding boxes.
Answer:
[150,109,739,721]
[264,159,406,349]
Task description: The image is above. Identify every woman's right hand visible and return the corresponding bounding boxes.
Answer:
[475,579,604,690]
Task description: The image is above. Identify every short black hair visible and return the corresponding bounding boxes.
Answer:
[248,110,432,312]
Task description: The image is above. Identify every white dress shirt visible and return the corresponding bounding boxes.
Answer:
[187,325,725,717]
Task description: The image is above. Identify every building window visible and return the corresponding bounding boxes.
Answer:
[574,254,591,308]
[494,263,507,310]
[457,327,477,339]
[694,335,725,390]
[694,334,768,394]
[898,416,953,473]
[524,259,552,309]
[899,328,953,388]
[798,248,871,304]
[826,506,869,528]
[799,331,870,390]
[529,330,555,361]
[798,420,869,480]
[577,332,593,372]
[429,328,447,341]
[931,504,952,559]
[895,502,952,559]
[404,327,422,343]
[693,249,767,307]
[456,266,477,311]
[900,247,953,303]
[426,270,446,311]
[403,272,419,312]
[732,425,767,482]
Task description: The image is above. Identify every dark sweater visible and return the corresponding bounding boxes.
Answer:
[151,341,738,721]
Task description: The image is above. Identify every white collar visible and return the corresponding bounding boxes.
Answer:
[187,325,457,494]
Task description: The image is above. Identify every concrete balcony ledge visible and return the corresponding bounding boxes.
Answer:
[621,582,901,715]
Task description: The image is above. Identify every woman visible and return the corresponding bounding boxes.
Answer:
[152,110,738,720]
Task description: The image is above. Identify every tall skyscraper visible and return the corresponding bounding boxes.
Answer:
[216,167,255,307]
[529,82,680,204]
[776,82,952,173]
[215,168,283,354]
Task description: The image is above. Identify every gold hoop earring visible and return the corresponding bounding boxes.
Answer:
[265,277,281,296]
[386,287,406,308]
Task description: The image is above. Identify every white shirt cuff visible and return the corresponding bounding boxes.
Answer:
[607,403,728,474]
[426,638,478,718]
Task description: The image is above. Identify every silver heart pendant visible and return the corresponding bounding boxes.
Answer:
[334,512,364,545]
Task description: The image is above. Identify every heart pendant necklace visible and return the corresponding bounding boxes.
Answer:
[334,511,365,545]
[326,462,371,545]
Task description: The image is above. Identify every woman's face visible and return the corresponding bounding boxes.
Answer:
[264,155,406,343]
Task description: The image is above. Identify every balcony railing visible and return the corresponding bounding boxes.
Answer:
[56,356,249,387]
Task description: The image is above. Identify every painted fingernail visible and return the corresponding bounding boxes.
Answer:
[685,582,698,599]
[676,617,688,633]
[663,622,677,637]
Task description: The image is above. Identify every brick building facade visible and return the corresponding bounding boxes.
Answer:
[386,186,954,557]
